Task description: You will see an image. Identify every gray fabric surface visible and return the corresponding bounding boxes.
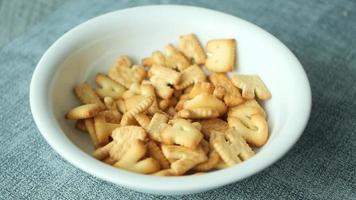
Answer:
[1,0,355,199]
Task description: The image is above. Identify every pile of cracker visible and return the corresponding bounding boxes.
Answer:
[65,34,271,176]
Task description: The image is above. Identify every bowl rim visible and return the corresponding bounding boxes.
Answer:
[30,5,312,195]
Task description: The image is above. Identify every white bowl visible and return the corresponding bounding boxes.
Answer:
[30,5,311,195]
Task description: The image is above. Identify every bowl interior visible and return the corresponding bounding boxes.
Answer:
[52,19,289,154]
[32,5,311,194]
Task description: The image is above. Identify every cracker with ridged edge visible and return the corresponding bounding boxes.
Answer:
[94,113,120,146]
[120,96,154,125]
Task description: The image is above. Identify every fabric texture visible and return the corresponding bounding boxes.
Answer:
[0,0,355,199]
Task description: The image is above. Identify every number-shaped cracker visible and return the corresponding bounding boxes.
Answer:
[210,128,255,166]
[209,73,243,106]
[95,73,126,99]
[231,75,271,100]
[179,33,207,65]
[161,119,203,149]
[205,39,236,72]
[108,56,146,89]
[161,144,207,175]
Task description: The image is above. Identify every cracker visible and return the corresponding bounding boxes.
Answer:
[179,33,207,65]
[94,114,120,146]
[231,75,271,100]
[103,157,117,165]
[93,141,114,160]
[209,73,243,106]
[179,93,226,118]
[74,83,104,107]
[151,169,174,176]
[142,45,191,72]
[134,113,150,130]
[114,140,160,174]
[210,128,255,166]
[161,144,207,175]
[116,99,126,113]
[147,113,169,142]
[85,118,99,148]
[200,118,229,139]
[98,110,122,124]
[95,73,126,99]
[228,115,268,147]
[193,150,220,172]
[149,65,181,99]
[161,119,203,149]
[103,97,117,111]
[177,108,220,119]
[147,141,170,169]
[188,81,214,98]
[66,104,104,119]
[120,96,154,125]
[205,39,236,72]
[108,56,146,89]
[174,65,206,90]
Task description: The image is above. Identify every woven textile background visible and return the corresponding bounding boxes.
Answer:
[0,0,355,199]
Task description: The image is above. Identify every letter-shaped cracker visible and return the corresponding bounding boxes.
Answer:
[142,45,191,72]
[193,150,220,172]
[161,144,207,175]
[94,112,121,146]
[200,118,229,139]
[161,119,203,149]
[210,128,255,166]
[66,104,104,119]
[147,141,170,169]
[178,93,226,119]
[228,100,268,146]
[174,65,206,90]
[108,56,146,89]
[179,33,207,65]
[209,73,243,106]
[147,113,169,142]
[231,75,271,100]
[205,39,236,72]
[95,74,126,99]
[109,126,160,174]
[149,65,181,99]
[74,83,104,107]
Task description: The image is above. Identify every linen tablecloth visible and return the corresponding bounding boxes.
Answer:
[0,0,355,199]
